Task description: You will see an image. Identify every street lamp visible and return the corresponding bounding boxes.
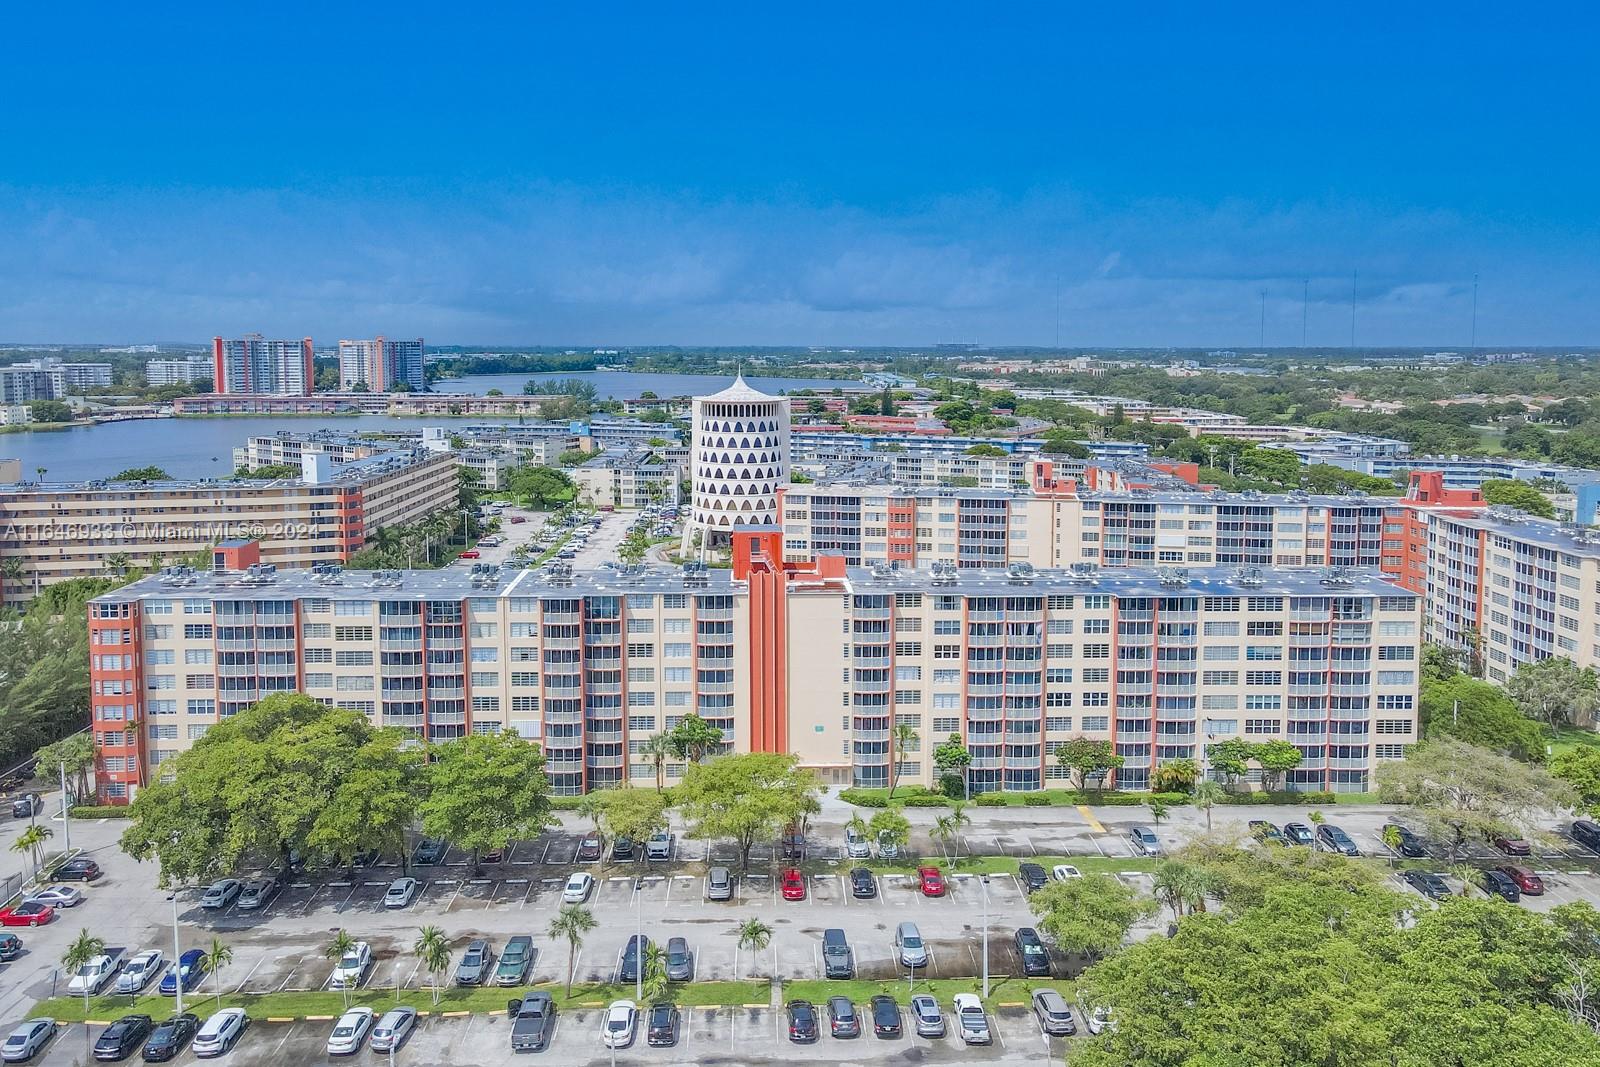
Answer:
[980,874,991,998]
[57,760,71,855]
[634,876,643,1003]
[167,888,185,1013]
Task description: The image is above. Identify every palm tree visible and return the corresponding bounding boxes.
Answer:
[325,929,356,1007]
[1450,863,1478,897]
[887,723,920,799]
[200,936,233,1009]
[931,815,958,863]
[1146,798,1169,828]
[643,733,673,793]
[845,813,869,850]
[11,823,52,877]
[945,802,971,857]
[736,918,772,981]
[414,926,451,1006]
[549,905,596,999]
[1192,780,1226,833]
[1152,862,1210,919]
[1381,825,1404,870]
[641,942,669,1004]
[63,929,106,1019]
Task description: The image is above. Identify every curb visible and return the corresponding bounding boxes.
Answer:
[265,1016,296,1023]
[303,1014,336,1021]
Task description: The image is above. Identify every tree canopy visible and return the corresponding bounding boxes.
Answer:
[675,753,820,871]
[1481,478,1556,518]
[1506,656,1600,730]
[1422,672,1549,762]
[417,730,555,868]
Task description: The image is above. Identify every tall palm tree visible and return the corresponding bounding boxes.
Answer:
[1192,780,1226,833]
[200,936,233,1009]
[63,929,106,1019]
[845,813,869,850]
[414,926,451,1006]
[325,929,356,1007]
[931,814,957,863]
[11,824,51,877]
[945,802,971,858]
[643,733,673,793]
[887,723,920,799]
[549,905,597,999]
[736,918,772,982]
[641,942,669,1004]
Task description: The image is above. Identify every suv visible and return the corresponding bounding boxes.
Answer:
[850,867,877,898]
[895,922,927,969]
[10,794,41,819]
[1316,824,1361,856]
[1018,862,1049,894]
[1032,989,1077,1035]
[412,838,447,866]
[1572,819,1600,854]
[1481,869,1522,902]
[619,935,650,982]
[1015,927,1051,977]
[822,928,853,979]
[1402,869,1452,902]
[495,937,533,986]
[646,832,672,860]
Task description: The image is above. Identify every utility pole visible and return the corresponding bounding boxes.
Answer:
[58,762,70,855]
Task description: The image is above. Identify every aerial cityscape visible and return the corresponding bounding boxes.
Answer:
[2,7,1599,1067]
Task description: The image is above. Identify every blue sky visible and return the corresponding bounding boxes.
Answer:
[2,4,1596,347]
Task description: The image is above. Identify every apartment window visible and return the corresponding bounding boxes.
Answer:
[664,643,690,658]
[627,643,655,657]
[1376,695,1414,711]
[510,696,540,714]
[304,673,333,688]
[664,668,691,683]
[471,696,500,714]
[895,665,922,681]
[628,691,657,707]
[1082,692,1110,707]
[335,626,373,641]
[1244,719,1280,734]
[1202,670,1238,685]
[933,716,961,733]
[1045,716,1073,732]
[1244,671,1281,686]
[933,619,961,635]
[1046,692,1073,707]
[1201,694,1238,710]
[894,642,923,657]
[1375,719,1412,734]
[182,624,212,640]
[1375,743,1407,760]
[627,667,655,683]
[663,617,689,634]
[1203,621,1239,637]
[303,648,333,664]
[1204,646,1239,661]
[932,693,960,710]
[1082,715,1110,731]
[1376,670,1415,686]
[628,715,657,732]
[469,672,499,687]
[894,690,922,705]
[933,669,960,684]
[1377,646,1414,661]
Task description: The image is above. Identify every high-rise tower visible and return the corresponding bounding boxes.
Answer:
[680,375,790,557]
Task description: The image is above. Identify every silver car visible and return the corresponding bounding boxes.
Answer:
[706,867,733,901]
[909,994,945,1037]
[1,1020,56,1063]
[199,879,243,909]
[369,1007,416,1052]
[236,878,279,910]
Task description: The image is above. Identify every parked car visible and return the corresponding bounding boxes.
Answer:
[1052,864,1083,881]
[917,866,946,897]
[481,847,504,864]
[576,835,604,862]
[563,872,594,904]
[618,935,651,983]
[236,878,279,910]
[1085,1006,1114,1035]
[1283,822,1315,845]
[1402,869,1452,902]
[612,836,635,860]
[818,927,852,978]
[1572,818,1600,854]
[455,939,493,986]
[827,996,860,1038]
[1382,824,1427,858]
[845,826,871,858]
[369,1007,415,1053]
[0,934,21,961]
[870,995,902,1037]
[1032,989,1078,1035]
[781,827,807,859]
[706,866,733,901]
[509,515,527,524]
[509,992,555,1052]
[849,867,876,898]
[895,921,927,969]
[1015,926,1052,977]
[68,954,118,996]
[646,832,672,860]
[116,950,164,994]
[10,794,42,819]
[92,1015,152,1062]
[0,903,53,927]
[953,993,991,1045]
[1481,869,1522,902]
[780,867,806,900]
[1018,862,1049,893]
[140,1013,198,1063]
[52,857,102,882]
[383,877,418,908]
[786,999,819,1043]
[1491,833,1533,856]
[159,950,206,995]
[1129,825,1163,856]
[1316,824,1361,856]
[191,1009,247,1059]
[909,993,944,1037]
[457,550,480,560]
[646,1002,679,1047]
[1,1019,55,1064]
[665,936,693,981]
[26,886,83,909]
[325,1007,374,1056]
[328,941,371,990]
[494,936,533,986]
[1496,864,1545,895]
[412,838,448,866]
[601,1000,637,1049]
[199,879,242,910]
[1248,820,1284,843]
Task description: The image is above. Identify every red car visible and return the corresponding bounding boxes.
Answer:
[917,866,946,897]
[780,868,806,901]
[459,550,481,559]
[1491,834,1533,856]
[509,516,527,524]
[0,901,55,927]
[1496,864,1545,895]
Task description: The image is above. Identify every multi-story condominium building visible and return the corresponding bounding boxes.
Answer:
[681,376,789,556]
[88,528,1420,803]
[337,337,425,393]
[212,335,315,396]
[573,448,683,509]
[1317,454,1600,525]
[0,364,60,404]
[457,449,518,491]
[0,451,459,605]
[585,416,684,449]
[233,431,386,471]
[174,392,560,417]
[145,357,214,386]
[790,430,1150,464]
[1276,434,1413,465]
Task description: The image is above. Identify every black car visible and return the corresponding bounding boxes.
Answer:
[412,838,447,866]
[1383,824,1427,859]
[0,933,20,961]
[849,867,877,898]
[140,1014,199,1063]
[612,836,635,860]
[786,1000,819,1043]
[1018,863,1049,893]
[1402,869,1452,902]
[10,794,42,819]
[869,995,902,1037]
[827,996,860,1038]
[1015,926,1052,977]
[1481,869,1522,902]
[1283,822,1315,845]
[53,857,103,882]
[576,835,603,862]
[618,934,651,982]
[1572,818,1600,854]
[646,1003,679,1047]
[1316,824,1360,856]
[93,1015,153,1062]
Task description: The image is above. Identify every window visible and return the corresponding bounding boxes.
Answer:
[1244,718,1280,734]
[895,665,922,681]
[1375,719,1412,734]
[1245,671,1281,685]
[894,642,922,657]
[1082,715,1110,731]
[664,643,690,658]
[1046,716,1073,732]
[1377,646,1415,661]
[1046,692,1073,707]
[933,716,960,733]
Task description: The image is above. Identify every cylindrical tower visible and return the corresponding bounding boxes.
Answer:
[680,375,790,557]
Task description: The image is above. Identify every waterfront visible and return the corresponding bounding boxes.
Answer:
[0,370,864,483]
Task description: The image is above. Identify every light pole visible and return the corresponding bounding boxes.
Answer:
[168,888,184,1013]
[57,761,71,855]
[634,877,643,1003]
[980,874,990,998]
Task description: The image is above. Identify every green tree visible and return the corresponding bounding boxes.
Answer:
[599,787,671,849]
[417,730,555,873]
[33,732,94,805]
[1027,873,1156,963]
[1506,656,1600,730]
[868,809,911,854]
[413,925,451,1006]
[887,722,920,799]
[1423,672,1547,761]
[11,823,51,877]
[548,906,596,999]
[28,400,73,424]
[1481,478,1556,518]
[641,941,669,1004]
[642,733,674,793]
[325,929,357,1007]
[1150,758,1200,794]
[1251,739,1303,792]
[1054,737,1124,792]
[200,936,233,1010]
[1551,747,1600,816]
[1151,861,1212,919]
[109,465,171,481]
[736,918,772,981]
[664,713,724,764]
[1192,779,1226,832]
[1146,797,1169,827]
[617,527,649,565]
[1205,737,1257,788]
[931,733,973,799]
[307,727,426,872]
[63,928,107,1019]
[676,753,821,872]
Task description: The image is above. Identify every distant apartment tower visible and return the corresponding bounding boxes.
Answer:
[212,335,314,395]
[337,337,425,392]
[0,357,112,400]
[145,356,214,387]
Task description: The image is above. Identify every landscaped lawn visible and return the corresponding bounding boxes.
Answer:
[783,975,1079,1008]
[1549,726,1600,759]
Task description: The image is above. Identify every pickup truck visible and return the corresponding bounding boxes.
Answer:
[68,951,121,996]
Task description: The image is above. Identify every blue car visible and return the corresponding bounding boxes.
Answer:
[159,949,207,995]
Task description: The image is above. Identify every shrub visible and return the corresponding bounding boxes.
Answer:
[903,794,950,808]
[838,788,890,808]
[1150,792,1192,806]
[68,805,131,819]
[1022,794,1053,806]
[974,793,1009,807]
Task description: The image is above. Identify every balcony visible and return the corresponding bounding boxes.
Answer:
[697,681,735,695]
[214,639,256,652]
[852,607,891,621]
[427,686,466,699]
[965,684,1005,697]
[1119,610,1154,623]
[852,679,891,694]
[428,711,466,726]
[542,635,582,651]
[586,729,624,744]
[380,640,423,653]
[1156,684,1197,697]
[969,756,1003,770]
[852,728,890,743]
[544,709,583,726]
[965,633,1006,647]
[1329,684,1372,697]
[546,759,584,774]
[542,610,581,624]
[585,682,623,697]
[1005,757,1041,770]
[586,754,626,770]
[852,751,890,766]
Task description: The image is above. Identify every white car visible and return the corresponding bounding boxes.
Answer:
[26,886,84,909]
[200,879,243,909]
[369,1007,416,1052]
[236,877,280,910]
[115,949,164,994]
[328,941,372,989]
[845,828,871,859]
[326,1007,374,1055]
[0,1020,55,1063]
[952,993,991,1045]
[601,999,637,1049]
[66,954,116,996]
[563,872,594,904]
[193,1008,249,1057]
[383,877,418,908]
[1052,864,1083,881]
[1086,1006,1114,1035]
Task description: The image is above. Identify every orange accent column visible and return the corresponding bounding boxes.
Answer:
[734,528,789,753]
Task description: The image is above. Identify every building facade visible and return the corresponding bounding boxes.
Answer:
[145,357,215,386]
[681,376,789,555]
[212,335,315,396]
[337,337,426,393]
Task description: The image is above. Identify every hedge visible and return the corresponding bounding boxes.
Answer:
[69,805,132,819]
